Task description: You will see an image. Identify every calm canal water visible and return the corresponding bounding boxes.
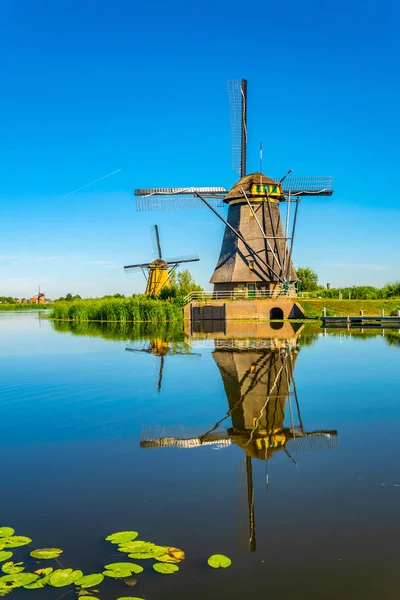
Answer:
[1,312,400,599]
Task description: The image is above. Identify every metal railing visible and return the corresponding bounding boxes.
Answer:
[183,289,297,304]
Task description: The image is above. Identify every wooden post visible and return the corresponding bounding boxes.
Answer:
[322,307,326,317]
[381,309,385,318]
[347,315,350,324]
[359,310,363,317]
[397,310,400,318]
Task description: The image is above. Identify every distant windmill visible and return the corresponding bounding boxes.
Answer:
[134,80,333,297]
[124,225,199,296]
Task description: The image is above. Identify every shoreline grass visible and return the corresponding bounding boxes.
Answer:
[50,297,183,323]
[0,304,53,311]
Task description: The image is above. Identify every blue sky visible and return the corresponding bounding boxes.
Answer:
[1,0,398,298]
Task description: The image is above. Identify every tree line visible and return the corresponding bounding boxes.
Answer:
[296,267,400,299]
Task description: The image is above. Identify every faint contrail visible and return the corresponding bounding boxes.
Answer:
[60,168,122,199]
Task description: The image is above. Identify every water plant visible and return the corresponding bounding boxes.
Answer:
[207,554,232,568]
[0,525,231,598]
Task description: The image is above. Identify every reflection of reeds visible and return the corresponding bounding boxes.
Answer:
[51,319,186,344]
[50,297,182,324]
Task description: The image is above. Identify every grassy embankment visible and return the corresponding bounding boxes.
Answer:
[49,297,400,322]
[51,297,182,323]
[298,299,400,318]
[0,303,53,311]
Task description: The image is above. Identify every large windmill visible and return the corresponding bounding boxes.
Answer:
[134,80,333,297]
[124,225,199,295]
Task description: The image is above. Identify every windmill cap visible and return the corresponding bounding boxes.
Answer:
[149,259,168,268]
[224,172,281,203]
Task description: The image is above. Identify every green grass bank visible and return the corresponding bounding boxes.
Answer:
[51,297,182,322]
[298,298,400,318]
[0,303,53,311]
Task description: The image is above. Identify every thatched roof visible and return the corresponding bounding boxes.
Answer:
[224,172,280,203]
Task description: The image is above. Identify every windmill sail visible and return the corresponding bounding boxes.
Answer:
[228,79,247,178]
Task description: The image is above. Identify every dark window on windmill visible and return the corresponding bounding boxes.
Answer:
[248,259,255,270]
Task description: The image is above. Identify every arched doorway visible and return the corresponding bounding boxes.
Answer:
[270,306,284,320]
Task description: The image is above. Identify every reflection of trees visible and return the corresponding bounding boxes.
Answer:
[321,328,400,349]
[384,333,400,347]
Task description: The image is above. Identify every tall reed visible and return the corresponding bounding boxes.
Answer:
[50,297,182,323]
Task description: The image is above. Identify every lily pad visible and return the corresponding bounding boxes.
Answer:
[24,574,53,589]
[153,563,179,574]
[118,540,165,554]
[0,573,38,590]
[2,563,24,575]
[157,547,185,564]
[30,548,63,560]
[75,573,104,588]
[78,597,100,600]
[207,554,232,568]
[0,530,14,539]
[49,569,83,587]
[103,569,132,579]
[105,531,139,544]
[122,542,167,560]
[117,598,145,600]
[0,554,12,564]
[104,563,143,575]
[1,537,32,549]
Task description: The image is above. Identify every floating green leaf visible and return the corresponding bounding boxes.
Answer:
[153,563,179,574]
[104,563,143,575]
[49,569,83,587]
[0,530,14,539]
[2,563,24,575]
[78,597,100,600]
[75,573,104,588]
[0,554,12,564]
[207,554,232,568]
[0,573,38,590]
[24,573,53,590]
[118,541,165,554]
[105,531,139,544]
[103,569,132,579]
[122,541,167,560]
[30,548,63,560]
[1,537,32,549]
[116,598,144,600]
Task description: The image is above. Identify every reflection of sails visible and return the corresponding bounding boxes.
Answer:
[140,327,337,551]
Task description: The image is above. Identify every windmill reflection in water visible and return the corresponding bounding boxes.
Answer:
[140,325,337,551]
[125,339,200,392]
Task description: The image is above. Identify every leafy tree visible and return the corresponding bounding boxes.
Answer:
[382,281,400,298]
[159,285,178,300]
[176,269,202,296]
[296,267,319,292]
